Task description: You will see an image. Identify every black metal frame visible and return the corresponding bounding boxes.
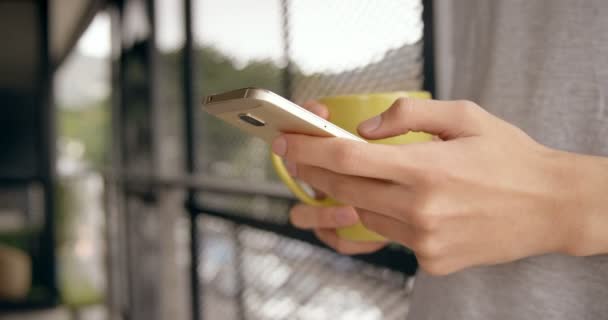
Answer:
[37,0,59,305]
[0,0,59,311]
[182,0,202,319]
[422,0,436,97]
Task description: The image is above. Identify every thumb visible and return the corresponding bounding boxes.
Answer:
[301,100,329,120]
[357,98,487,141]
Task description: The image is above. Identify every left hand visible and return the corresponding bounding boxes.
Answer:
[272,98,584,275]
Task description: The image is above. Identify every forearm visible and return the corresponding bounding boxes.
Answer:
[558,150,608,256]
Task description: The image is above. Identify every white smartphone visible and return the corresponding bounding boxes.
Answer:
[202,87,366,144]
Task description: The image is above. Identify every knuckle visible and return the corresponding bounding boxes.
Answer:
[392,97,414,118]
[395,97,414,109]
[417,214,440,232]
[408,198,438,230]
[425,214,443,231]
[407,191,445,231]
[453,100,491,134]
[454,100,481,120]
[331,143,360,172]
[455,100,479,112]
[412,232,443,257]
[419,259,452,276]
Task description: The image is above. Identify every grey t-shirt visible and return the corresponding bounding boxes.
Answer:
[407,1,608,319]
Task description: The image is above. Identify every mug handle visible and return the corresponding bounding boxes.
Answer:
[270,151,337,207]
[271,150,386,242]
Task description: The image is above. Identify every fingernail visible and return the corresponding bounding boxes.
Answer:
[272,136,287,156]
[303,100,318,107]
[359,115,382,133]
[334,207,357,226]
[310,104,324,115]
[286,162,297,177]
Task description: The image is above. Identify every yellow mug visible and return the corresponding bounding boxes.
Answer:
[272,91,433,241]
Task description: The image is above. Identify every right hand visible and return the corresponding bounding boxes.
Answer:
[288,101,387,255]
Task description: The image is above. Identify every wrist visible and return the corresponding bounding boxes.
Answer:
[551,150,608,256]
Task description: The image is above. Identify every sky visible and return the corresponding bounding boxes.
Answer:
[77,12,111,58]
[77,0,422,74]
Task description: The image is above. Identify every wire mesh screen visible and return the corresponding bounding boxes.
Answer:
[193,0,425,319]
[199,216,413,320]
[286,0,424,103]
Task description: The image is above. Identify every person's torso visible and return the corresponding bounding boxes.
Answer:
[408,1,608,319]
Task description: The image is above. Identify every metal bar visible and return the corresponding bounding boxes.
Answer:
[117,20,135,320]
[147,0,160,177]
[109,174,419,274]
[106,4,128,318]
[0,300,56,311]
[182,0,202,319]
[115,1,137,318]
[37,0,59,303]
[104,172,295,199]
[0,177,41,185]
[183,0,196,176]
[104,173,419,276]
[187,201,201,320]
[192,203,419,275]
[422,0,436,97]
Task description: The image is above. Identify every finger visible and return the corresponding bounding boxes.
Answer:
[284,160,326,199]
[296,164,413,219]
[301,100,329,119]
[314,228,387,255]
[290,205,359,229]
[358,98,489,141]
[272,134,429,180]
[356,208,419,249]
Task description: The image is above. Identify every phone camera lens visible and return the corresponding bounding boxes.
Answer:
[238,113,265,127]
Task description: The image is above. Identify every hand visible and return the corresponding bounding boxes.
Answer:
[274,98,591,275]
[288,101,387,255]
